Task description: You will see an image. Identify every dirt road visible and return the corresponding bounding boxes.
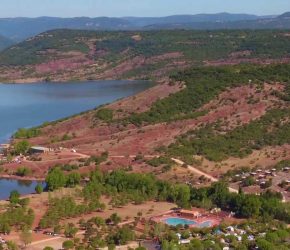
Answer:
[171,158,238,193]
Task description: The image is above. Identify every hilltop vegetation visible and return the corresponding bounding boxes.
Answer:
[1,29,290,82]
[0,30,91,65]
[2,29,290,66]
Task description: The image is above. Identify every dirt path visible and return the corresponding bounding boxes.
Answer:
[171,158,219,182]
[110,155,159,159]
[109,154,238,193]
[171,158,238,193]
[29,236,63,246]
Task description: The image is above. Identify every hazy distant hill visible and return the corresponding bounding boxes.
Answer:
[123,13,261,26]
[146,13,290,30]
[0,13,268,42]
[278,12,290,19]
[0,35,13,51]
[0,17,132,42]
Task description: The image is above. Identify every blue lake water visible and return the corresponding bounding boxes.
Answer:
[0,80,153,198]
[0,80,153,143]
[0,178,45,200]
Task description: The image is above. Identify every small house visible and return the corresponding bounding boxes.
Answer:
[29,146,50,154]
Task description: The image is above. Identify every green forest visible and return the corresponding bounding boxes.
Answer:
[1,29,290,66]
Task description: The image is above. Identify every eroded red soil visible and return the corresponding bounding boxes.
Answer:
[4,81,288,179]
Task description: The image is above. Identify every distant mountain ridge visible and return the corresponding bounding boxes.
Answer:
[0,12,282,43]
[0,16,131,42]
[278,12,290,18]
[122,13,262,26]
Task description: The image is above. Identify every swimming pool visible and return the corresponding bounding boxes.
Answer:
[164,217,212,228]
[164,217,197,226]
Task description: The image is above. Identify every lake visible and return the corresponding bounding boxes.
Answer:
[0,178,45,200]
[0,80,153,143]
[0,80,153,198]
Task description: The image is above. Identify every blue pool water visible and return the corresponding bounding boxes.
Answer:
[165,218,197,226]
[164,217,212,228]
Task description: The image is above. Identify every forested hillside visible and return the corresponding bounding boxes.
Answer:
[1,29,290,82]
[17,63,290,171]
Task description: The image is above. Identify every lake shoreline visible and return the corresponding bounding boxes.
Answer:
[0,77,146,85]
[0,174,45,182]
[0,80,156,187]
[0,80,154,144]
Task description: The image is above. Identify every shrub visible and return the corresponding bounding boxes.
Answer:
[95,108,113,122]
[15,167,32,177]
[35,184,43,194]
